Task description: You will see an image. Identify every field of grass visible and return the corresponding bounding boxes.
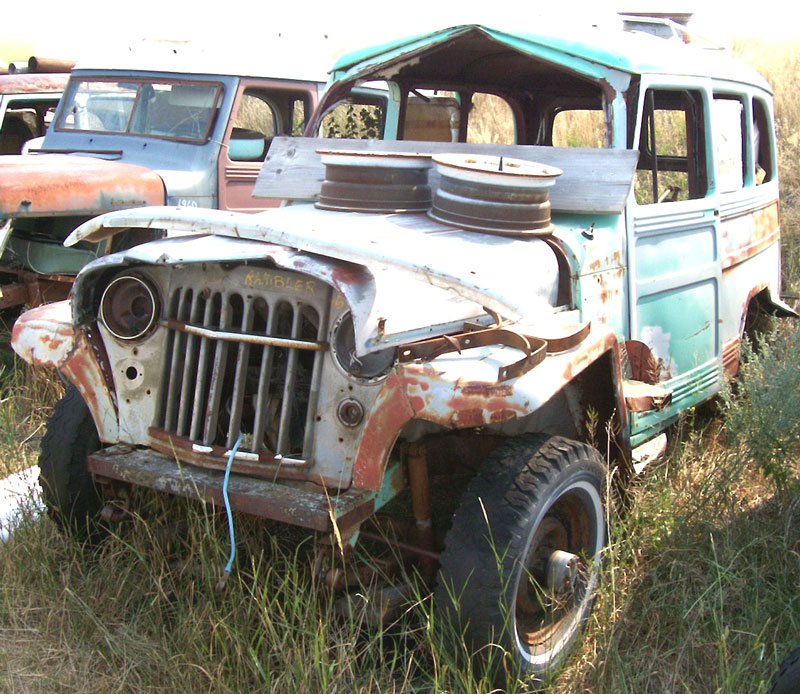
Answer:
[1,36,800,694]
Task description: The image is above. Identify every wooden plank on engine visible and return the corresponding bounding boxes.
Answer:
[255,136,639,215]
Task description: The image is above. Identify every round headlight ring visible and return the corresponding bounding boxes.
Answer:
[99,274,159,341]
[331,311,395,381]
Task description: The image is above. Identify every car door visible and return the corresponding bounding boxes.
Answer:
[218,79,318,212]
[626,77,721,445]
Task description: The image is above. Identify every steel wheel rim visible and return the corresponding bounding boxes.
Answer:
[513,479,604,663]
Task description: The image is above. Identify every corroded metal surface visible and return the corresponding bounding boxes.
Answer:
[397,326,547,382]
[316,151,433,213]
[89,445,375,532]
[11,301,119,441]
[0,155,165,218]
[352,325,621,491]
[720,200,780,270]
[0,269,72,310]
[0,73,68,94]
[622,379,672,412]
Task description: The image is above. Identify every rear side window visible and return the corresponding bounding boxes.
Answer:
[228,92,277,162]
[712,95,745,193]
[752,98,775,184]
[552,109,606,147]
[466,93,516,144]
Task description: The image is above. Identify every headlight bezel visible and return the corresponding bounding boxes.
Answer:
[98,272,160,342]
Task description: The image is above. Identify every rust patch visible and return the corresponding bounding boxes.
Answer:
[460,383,513,398]
[330,262,372,285]
[0,73,68,94]
[722,337,740,378]
[490,408,520,423]
[409,395,426,412]
[352,372,415,491]
[0,155,165,217]
[721,201,779,270]
[451,407,486,428]
[625,340,659,384]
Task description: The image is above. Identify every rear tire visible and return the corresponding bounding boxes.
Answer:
[770,647,800,694]
[39,385,103,535]
[435,434,607,681]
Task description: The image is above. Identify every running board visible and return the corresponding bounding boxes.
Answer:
[88,446,375,533]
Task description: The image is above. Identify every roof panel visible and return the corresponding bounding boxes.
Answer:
[331,23,771,92]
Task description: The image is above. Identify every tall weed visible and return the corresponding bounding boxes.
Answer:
[721,321,800,490]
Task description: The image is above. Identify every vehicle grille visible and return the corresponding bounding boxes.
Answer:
[153,280,330,463]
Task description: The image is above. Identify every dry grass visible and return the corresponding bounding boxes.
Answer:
[732,38,800,291]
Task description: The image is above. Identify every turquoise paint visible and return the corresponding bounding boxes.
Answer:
[631,360,722,445]
[331,25,770,93]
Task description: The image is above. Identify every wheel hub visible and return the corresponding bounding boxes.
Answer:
[546,549,579,602]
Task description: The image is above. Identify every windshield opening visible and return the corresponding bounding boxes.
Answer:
[56,78,223,142]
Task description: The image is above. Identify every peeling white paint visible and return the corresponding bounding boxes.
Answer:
[639,325,676,382]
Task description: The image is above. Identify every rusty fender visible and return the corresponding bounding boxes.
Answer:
[352,324,623,490]
[11,301,119,441]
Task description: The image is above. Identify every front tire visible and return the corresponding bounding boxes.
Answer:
[38,385,103,534]
[435,434,607,681]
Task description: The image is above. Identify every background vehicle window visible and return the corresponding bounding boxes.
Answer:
[291,99,306,136]
[320,101,384,139]
[466,93,515,144]
[635,89,707,204]
[228,92,277,162]
[57,79,220,142]
[712,95,745,192]
[233,93,277,139]
[552,109,606,147]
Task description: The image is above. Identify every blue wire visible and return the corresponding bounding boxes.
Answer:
[223,432,243,574]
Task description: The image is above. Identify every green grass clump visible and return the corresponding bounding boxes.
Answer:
[721,321,800,490]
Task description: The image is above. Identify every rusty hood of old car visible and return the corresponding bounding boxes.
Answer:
[0,154,165,218]
[67,204,563,355]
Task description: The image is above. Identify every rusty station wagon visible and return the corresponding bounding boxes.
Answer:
[12,22,795,681]
[0,39,327,311]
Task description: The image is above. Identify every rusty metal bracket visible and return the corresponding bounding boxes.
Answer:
[397,326,547,382]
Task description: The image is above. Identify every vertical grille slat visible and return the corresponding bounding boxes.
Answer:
[155,271,328,467]
[176,291,205,436]
[203,293,232,446]
[163,289,192,431]
[275,305,301,455]
[188,294,217,441]
[251,306,276,453]
[226,299,254,448]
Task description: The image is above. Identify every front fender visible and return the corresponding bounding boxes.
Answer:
[11,301,119,442]
[352,324,624,490]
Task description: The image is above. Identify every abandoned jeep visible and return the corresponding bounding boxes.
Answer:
[12,23,794,680]
[0,38,326,311]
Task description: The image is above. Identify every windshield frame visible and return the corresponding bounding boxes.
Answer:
[55,76,225,144]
